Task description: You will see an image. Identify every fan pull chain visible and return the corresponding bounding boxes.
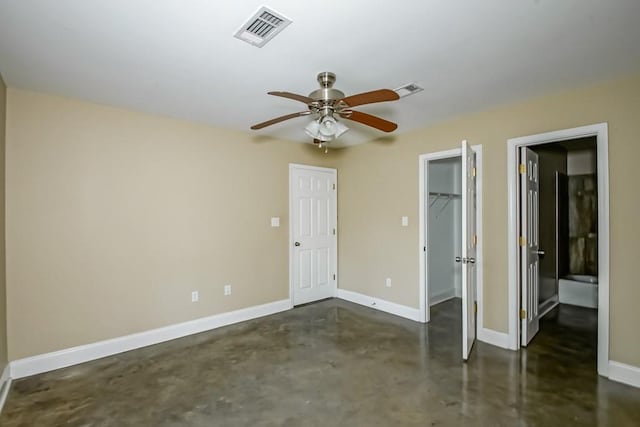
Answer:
[317,142,329,154]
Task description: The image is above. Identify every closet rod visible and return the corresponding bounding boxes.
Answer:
[428,192,460,209]
[428,191,461,198]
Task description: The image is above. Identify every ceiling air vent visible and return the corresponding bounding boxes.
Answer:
[234,7,292,48]
[395,83,424,98]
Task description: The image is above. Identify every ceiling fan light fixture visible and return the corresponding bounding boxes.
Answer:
[305,117,344,142]
[304,120,320,138]
[333,120,349,138]
[318,115,349,139]
[319,116,337,137]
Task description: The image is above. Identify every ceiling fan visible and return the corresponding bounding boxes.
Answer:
[251,72,400,150]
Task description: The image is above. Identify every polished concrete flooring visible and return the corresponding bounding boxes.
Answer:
[1,298,639,426]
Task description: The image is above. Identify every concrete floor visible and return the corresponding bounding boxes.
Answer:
[1,298,639,426]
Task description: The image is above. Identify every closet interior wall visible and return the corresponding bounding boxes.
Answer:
[427,157,462,306]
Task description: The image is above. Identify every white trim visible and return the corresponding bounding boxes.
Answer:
[477,328,510,349]
[288,163,336,174]
[507,123,610,375]
[475,146,484,340]
[608,361,640,389]
[418,145,483,333]
[0,364,11,414]
[10,299,290,379]
[288,163,338,306]
[336,289,421,322]
[418,148,461,323]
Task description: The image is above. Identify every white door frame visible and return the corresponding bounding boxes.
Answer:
[418,146,483,325]
[288,163,338,307]
[506,123,609,376]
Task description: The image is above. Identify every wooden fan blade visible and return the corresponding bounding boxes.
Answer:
[339,110,398,132]
[268,91,314,104]
[339,89,399,108]
[251,111,310,130]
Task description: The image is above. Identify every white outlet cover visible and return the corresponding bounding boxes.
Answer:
[224,284,232,296]
[271,217,280,227]
[401,216,409,226]
[191,291,199,302]
[385,278,392,287]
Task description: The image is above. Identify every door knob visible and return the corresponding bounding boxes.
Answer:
[533,250,545,257]
[467,257,476,264]
[294,242,301,247]
[455,257,462,263]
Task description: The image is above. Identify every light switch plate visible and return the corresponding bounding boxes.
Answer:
[401,216,409,227]
[271,217,280,227]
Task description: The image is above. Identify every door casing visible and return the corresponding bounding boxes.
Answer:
[506,123,609,376]
[288,163,338,307]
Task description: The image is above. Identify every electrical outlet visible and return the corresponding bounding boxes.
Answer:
[385,278,392,288]
[191,291,199,302]
[224,284,232,296]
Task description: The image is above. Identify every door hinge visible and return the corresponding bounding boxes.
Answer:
[519,163,526,175]
[519,236,526,246]
[423,246,426,252]
[520,309,526,320]
[333,274,336,280]
[472,167,476,177]
[333,228,336,235]
[473,234,477,246]
[474,302,477,314]
[332,183,336,190]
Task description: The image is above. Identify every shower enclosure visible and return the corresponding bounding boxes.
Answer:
[533,140,598,314]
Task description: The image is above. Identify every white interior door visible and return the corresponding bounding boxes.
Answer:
[290,165,337,306]
[461,140,477,361]
[520,147,541,346]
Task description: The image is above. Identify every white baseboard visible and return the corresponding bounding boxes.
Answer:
[336,289,420,322]
[10,299,291,379]
[0,363,11,414]
[429,288,457,306]
[477,327,511,349]
[608,361,640,389]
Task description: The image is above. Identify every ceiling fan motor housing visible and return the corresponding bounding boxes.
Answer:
[308,72,345,105]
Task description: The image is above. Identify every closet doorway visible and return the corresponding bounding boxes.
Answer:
[427,157,462,306]
[419,142,483,361]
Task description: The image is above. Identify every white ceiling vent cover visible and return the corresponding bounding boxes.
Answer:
[395,83,424,98]
[234,7,292,48]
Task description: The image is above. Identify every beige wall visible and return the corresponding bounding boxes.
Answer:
[336,73,640,367]
[4,73,640,368]
[5,89,339,359]
[0,74,7,371]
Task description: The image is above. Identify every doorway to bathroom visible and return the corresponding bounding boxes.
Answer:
[507,123,609,376]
